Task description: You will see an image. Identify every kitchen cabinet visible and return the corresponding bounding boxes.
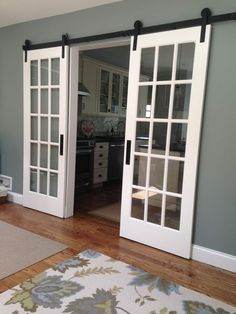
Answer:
[80,56,128,116]
[107,141,124,181]
[98,68,128,116]
[93,142,108,184]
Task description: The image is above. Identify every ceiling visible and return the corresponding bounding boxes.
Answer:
[0,0,123,28]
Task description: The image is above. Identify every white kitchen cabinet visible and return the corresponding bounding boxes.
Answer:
[93,142,108,184]
[80,56,128,116]
[98,67,128,116]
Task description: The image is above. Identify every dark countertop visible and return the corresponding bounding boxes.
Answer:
[139,144,185,153]
[95,135,125,143]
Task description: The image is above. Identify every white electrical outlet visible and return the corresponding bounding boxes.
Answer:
[0,175,12,190]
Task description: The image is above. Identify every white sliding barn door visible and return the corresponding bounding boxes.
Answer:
[23,47,69,217]
[120,26,211,258]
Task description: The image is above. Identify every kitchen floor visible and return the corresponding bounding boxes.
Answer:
[74,180,122,222]
[74,180,181,228]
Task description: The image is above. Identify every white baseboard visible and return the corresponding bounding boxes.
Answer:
[192,245,236,273]
[3,192,236,273]
[7,192,23,205]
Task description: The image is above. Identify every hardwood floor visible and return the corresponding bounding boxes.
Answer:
[0,201,235,307]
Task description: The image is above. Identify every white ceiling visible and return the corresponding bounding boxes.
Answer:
[0,0,123,28]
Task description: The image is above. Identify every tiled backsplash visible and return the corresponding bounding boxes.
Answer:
[77,114,126,137]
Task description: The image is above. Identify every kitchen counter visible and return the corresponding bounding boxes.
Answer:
[95,135,125,143]
[139,144,185,153]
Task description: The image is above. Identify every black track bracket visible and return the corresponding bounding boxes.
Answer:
[23,39,31,62]
[200,8,211,42]
[62,34,69,58]
[133,20,143,51]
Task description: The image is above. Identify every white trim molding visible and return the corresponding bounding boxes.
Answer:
[192,245,236,273]
[7,192,23,205]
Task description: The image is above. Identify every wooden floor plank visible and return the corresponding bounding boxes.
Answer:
[0,202,235,306]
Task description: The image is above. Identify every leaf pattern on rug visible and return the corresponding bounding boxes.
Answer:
[128,266,181,296]
[183,301,233,314]
[53,256,90,273]
[81,250,101,258]
[0,250,234,314]
[5,273,83,313]
[74,267,120,278]
[63,288,119,314]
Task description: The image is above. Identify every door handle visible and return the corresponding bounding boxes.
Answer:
[60,134,64,156]
[126,140,131,165]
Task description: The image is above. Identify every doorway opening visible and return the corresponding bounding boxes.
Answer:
[73,44,131,223]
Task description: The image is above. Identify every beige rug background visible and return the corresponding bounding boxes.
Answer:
[0,220,67,280]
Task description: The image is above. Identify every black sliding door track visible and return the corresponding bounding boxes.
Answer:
[23,8,236,59]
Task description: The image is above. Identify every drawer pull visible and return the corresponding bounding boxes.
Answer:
[99,162,103,166]
[99,145,103,149]
[99,154,103,157]
[98,174,102,178]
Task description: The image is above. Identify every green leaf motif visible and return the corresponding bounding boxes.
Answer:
[53,256,90,273]
[63,288,119,314]
[183,301,232,314]
[74,267,120,278]
[108,286,123,295]
[160,308,168,314]
[5,274,83,313]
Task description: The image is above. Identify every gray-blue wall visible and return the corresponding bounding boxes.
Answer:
[0,0,236,256]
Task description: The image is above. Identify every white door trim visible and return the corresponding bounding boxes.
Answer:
[65,37,131,217]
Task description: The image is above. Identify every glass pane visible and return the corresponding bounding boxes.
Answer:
[51,118,59,143]
[154,85,170,119]
[137,86,152,118]
[167,160,184,194]
[40,117,48,142]
[31,89,38,113]
[176,43,195,80]
[147,192,162,224]
[30,143,38,167]
[139,47,155,81]
[51,88,59,115]
[40,171,47,195]
[111,73,120,114]
[152,123,167,154]
[133,155,147,187]
[51,58,60,85]
[31,60,38,86]
[50,173,58,197]
[40,59,48,85]
[149,157,165,190]
[172,84,191,119]
[30,169,37,192]
[135,122,150,151]
[100,70,109,113]
[131,188,145,220]
[164,196,181,230]
[50,145,58,170]
[31,117,38,140]
[121,76,128,114]
[157,45,174,81]
[41,89,48,114]
[40,144,48,168]
[170,123,187,157]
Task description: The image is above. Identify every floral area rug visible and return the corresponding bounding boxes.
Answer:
[0,250,235,313]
